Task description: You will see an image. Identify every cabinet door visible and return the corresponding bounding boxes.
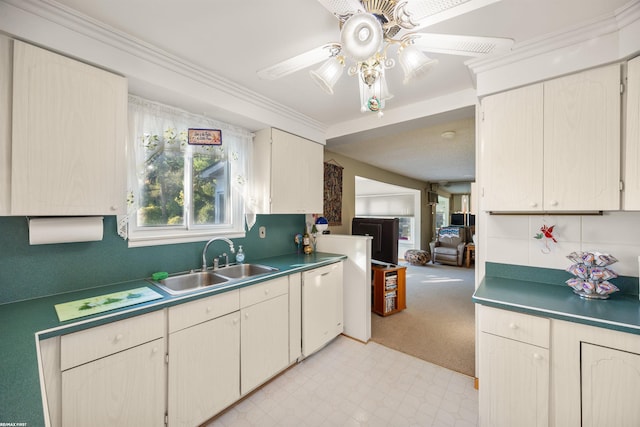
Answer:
[543,64,621,211]
[61,338,165,427]
[481,84,544,211]
[11,41,127,215]
[241,293,289,394]
[168,312,240,427]
[624,56,640,210]
[479,332,549,427]
[270,128,323,214]
[581,343,640,427]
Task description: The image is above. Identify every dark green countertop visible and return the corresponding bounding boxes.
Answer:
[473,275,640,335]
[0,252,345,427]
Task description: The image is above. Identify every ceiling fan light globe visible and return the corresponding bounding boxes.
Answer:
[341,13,383,62]
[398,45,438,84]
[309,56,344,95]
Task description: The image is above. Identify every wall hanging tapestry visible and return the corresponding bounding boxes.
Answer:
[324,161,343,225]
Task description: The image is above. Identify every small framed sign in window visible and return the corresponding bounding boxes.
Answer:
[188,128,222,145]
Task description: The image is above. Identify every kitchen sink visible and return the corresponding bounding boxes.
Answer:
[215,263,279,279]
[149,264,279,295]
[149,271,230,295]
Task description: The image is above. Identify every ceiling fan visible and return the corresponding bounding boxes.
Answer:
[257,0,513,116]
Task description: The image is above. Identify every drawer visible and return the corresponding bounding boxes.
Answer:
[240,276,289,308]
[61,310,164,370]
[169,289,239,333]
[479,305,549,348]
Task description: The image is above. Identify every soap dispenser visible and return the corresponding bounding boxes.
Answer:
[236,245,245,264]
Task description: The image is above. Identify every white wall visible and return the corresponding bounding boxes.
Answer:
[485,212,640,277]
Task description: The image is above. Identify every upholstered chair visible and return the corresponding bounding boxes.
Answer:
[429,226,467,266]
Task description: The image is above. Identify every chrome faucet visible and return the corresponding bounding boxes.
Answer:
[201,237,235,271]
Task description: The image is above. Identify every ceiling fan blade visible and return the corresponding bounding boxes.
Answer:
[410,33,513,57]
[316,0,364,20]
[398,0,502,31]
[257,43,341,80]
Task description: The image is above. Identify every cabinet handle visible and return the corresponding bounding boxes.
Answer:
[206,306,212,313]
[110,205,119,211]
[233,318,239,325]
[264,288,270,295]
[533,353,543,360]
[529,202,538,208]
[549,200,558,207]
[115,333,124,342]
[508,323,518,330]
[152,347,159,354]
[245,313,249,319]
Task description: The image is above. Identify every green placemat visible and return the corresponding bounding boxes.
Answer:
[55,286,163,322]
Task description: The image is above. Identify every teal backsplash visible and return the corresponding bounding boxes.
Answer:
[0,214,305,304]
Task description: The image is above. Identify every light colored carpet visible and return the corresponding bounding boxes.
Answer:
[370,262,476,377]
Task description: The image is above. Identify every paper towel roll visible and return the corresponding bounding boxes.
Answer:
[29,217,104,245]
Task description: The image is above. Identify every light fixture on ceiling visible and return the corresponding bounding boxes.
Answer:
[309,7,439,118]
[257,0,515,118]
[441,130,456,139]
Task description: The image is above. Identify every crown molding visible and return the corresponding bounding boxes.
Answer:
[2,0,327,137]
[466,1,640,75]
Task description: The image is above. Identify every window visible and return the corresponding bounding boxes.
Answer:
[122,96,253,247]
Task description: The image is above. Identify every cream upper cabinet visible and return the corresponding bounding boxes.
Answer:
[624,55,640,210]
[10,40,127,215]
[253,128,323,214]
[481,64,621,212]
[543,64,621,211]
[481,84,544,211]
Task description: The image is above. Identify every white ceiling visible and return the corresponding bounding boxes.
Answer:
[41,0,633,187]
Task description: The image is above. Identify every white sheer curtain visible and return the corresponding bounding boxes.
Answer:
[118,95,255,241]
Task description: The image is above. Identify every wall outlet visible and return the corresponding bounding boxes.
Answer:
[259,226,266,238]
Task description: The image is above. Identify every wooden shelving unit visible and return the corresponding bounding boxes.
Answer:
[371,263,406,316]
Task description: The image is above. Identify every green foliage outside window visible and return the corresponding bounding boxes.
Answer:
[137,127,227,227]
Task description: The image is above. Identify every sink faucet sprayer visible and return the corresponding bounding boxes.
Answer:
[201,237,235,271]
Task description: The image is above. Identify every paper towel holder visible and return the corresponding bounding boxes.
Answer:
[27,216,104,245]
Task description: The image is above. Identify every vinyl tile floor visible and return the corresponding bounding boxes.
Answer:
[206,335,478,427]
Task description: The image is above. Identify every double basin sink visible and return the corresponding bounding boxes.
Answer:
[148,264,279,295]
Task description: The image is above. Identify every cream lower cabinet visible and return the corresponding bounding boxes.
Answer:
[478,306,550,427]
[552,319,640,426]
[167,290,240,427]
[581,343,640,426]
[59,311,165,427]
[240,276,290,395]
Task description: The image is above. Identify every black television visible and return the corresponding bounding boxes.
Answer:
[351,217,399,265]
[451,213,475,227]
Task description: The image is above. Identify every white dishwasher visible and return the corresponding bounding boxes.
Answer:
[301,261,344,357]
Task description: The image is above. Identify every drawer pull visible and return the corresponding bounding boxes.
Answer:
[245,313,249,319]
[152,347,159,354]
[508,323,518,330]
[233,318,239,325]
[206,306,212,313]
[533,353,543,360]
[115,333,124,342]
[264,289,270,295]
